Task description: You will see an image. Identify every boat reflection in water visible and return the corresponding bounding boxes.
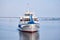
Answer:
[19,31,39,40]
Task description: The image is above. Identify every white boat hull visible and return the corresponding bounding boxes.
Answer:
[19,24,39,32]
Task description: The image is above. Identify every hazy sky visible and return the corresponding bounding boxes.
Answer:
[0,0,60,17]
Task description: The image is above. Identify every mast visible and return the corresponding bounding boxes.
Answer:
[24,3,33,16]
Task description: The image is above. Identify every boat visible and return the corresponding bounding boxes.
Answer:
[18,10,39,32]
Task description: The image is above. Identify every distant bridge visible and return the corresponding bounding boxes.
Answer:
[0,17,60,21]
[0,17,20,18]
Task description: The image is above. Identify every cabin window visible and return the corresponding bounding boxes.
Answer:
[20,19,23,21]
[25,14,33,16]
[34,18,38,21]
[24,18,30,21]
[20,18,38,21]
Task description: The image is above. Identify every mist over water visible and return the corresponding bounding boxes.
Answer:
[0,18,60,40]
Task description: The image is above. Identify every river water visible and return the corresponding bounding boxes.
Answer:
[0,18,60,40]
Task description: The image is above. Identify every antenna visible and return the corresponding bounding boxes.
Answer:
[25,3,33,14]
[27,3,30,11]
[25,3,30,14]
